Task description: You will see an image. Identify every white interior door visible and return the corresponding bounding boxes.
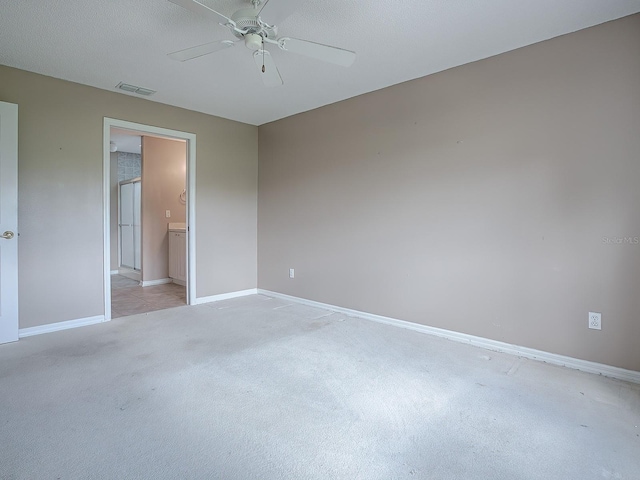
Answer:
[120,182,134,268]
[0,101,19,344]
[133,181,141,270]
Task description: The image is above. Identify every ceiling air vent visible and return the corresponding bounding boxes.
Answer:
[115,82,156,96]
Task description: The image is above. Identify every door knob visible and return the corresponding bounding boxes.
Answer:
[1,231,14,240]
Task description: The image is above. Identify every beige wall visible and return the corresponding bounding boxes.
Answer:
[141,136,186,282]
[258,15,640,371]
[0,65,258,329]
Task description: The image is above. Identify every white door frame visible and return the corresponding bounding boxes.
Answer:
[103,118,196,319]
[0,101,19,343]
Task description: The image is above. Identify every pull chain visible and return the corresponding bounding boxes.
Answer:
[262,37,265,73]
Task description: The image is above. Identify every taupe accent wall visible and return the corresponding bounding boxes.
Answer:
[141,136,186,283]
[0,65,258,329]
[258,15,640,370]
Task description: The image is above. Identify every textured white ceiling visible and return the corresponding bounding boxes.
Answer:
[1,0,639,125]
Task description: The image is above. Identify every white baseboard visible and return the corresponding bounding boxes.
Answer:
[110,270,118,275]
[118,268,141,282]
[19,315,105,338]
[171,278,186,287]
[16,289,257,338]
[257,289,640,385]
[141,278,172,287]
[195,288,258,305]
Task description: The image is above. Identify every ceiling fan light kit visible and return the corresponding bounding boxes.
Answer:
[167,0,356,86]
[244,33,263,51]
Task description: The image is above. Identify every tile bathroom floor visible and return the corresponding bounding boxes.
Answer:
[111,275,186,318]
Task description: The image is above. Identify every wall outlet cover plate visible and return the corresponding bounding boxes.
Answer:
[589,312,601,330]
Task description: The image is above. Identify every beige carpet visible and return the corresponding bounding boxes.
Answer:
[1,294,638,479]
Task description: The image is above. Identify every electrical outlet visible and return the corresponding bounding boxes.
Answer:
[165,210,171,218]
[289,268,295,279]
[588,312,601,330]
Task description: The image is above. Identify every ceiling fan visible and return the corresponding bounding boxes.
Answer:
[167,0,356,87]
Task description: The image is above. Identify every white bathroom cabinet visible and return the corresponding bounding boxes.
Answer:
[168,225,186,285]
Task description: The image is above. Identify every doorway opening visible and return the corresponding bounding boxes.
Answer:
[103,119,196,320]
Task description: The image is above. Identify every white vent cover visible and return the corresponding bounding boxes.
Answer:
[115,82,157,96]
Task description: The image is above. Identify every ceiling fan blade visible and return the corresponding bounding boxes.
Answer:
[168,40,236,61]
[253,50,283,87]
[257,0,299,25]
[168,0,232,23]
[279,38,356,67]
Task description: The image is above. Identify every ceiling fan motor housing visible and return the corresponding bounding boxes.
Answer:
[231,7,277,43]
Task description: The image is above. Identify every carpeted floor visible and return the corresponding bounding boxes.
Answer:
[1,294,638,479]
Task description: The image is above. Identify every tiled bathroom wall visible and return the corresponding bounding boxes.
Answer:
[118,152,141,182]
